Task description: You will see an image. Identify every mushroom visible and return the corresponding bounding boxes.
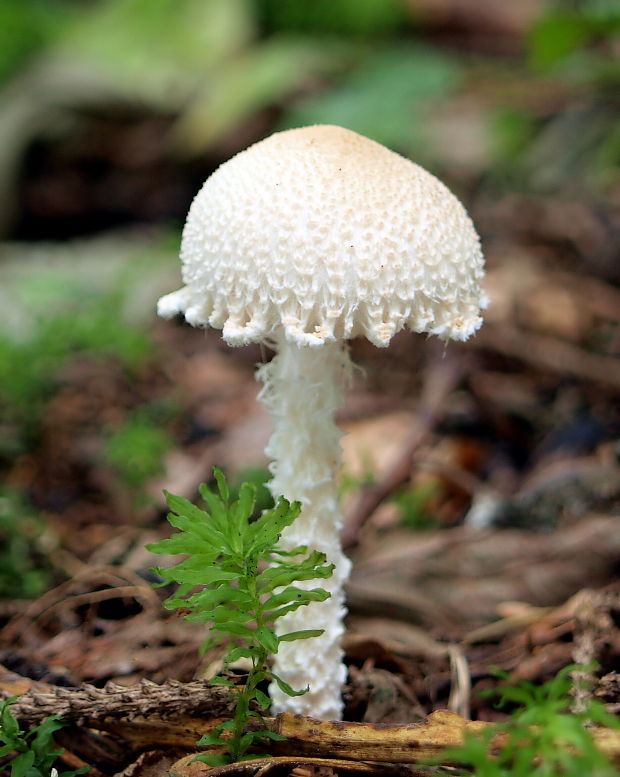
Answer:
[158,125,486,720]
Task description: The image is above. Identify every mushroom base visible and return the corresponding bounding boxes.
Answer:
[257,337,353,721]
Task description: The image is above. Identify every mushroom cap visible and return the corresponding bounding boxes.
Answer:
[159,125,487,347]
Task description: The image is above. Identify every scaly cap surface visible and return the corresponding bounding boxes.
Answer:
[159,125,487,347]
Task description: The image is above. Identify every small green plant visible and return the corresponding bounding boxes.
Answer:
[0,696,86,777]
[147,470,335,765]
[443,666,620,776]
[229,467,274,518]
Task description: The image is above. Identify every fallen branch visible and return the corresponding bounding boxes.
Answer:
[268,711,620,765]
[3,671,619,767]
[0,667,234,727]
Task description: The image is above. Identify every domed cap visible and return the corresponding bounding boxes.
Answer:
[158,125,487,347]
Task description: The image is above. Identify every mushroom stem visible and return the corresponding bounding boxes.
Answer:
[257,336,353,721]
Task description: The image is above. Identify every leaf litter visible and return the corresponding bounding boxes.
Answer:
[0,1,619,772]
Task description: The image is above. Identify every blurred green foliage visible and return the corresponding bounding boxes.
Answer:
[0,0,74,83]
[63,0,255,102]
[528,1,620,75]
[0,280,152,456]
[529,11,593,72]
[486,0,620,192]
[0,488,54,599]
[0,251,182,515]
[0,0,617,209]
[257,0,407,37]
[339,466,375,503]
[490,107,538,179]
[102,407,173,505]
[0,0,455,164]
[175,36,348,155]
[0,0,611,195]
[392,483,439,531]
[282,44,461,156]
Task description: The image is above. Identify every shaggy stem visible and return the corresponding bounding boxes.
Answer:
[258,337,353,720]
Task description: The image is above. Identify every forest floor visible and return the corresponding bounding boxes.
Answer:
[0,195,619,775]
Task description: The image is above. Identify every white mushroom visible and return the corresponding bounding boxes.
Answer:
[158,125,486,720]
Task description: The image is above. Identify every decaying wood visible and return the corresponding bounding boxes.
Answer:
[3,670,620,767]
[268,711,620,765]
[270,710,492,762]
[159,711,620,770]
[0,666,234,726]
[94,714,223,752]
